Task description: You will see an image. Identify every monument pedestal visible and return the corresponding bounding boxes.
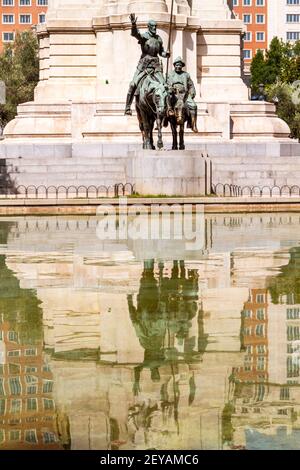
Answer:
[0,0,296,196]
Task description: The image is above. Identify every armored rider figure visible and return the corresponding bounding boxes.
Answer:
[167,57,198,132]
[124,13,170,116]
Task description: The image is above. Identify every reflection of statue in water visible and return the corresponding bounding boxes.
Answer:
[127,259,201,446]
[127,259,199,393]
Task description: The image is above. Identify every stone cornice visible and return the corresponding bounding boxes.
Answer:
[40,15,245,35]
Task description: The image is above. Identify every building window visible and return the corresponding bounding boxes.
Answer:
[0,378,5,396]
[19,0,31,5]
[2,32,14,42]
[287,325,300,341]
[10,430,20,441]
[25,348,37,356]
[8,350,20,357]
[2,0,15,5]
[43,380,53,393]
[19,14,32,24]
[244,32,252,42]
[257,356,265,370]
[256,0,265,4]
[43,432,57,444]
[287,308,300,319]
[9,377,21,395]
[10,399,21,413]
[27,398,37,411]
[25,429,37,444]
[278,409,288,415]
[37,0,48,4]
[256,293,265,303]
[27,385,37,395]
[256,383,265,401]
[256,14,265,23]
[0,399,6,416]
[39,14,46,23]
[243,14,252,24]
[256,32,265,42]
[255,324,265,336]
[287,14,300,23]
[25,375,38,384]
[243,49,252,59]
[243,309,252,318]
[280,387,290,400]
[2,14,14,23]
[8,331,18,343]
[287,32,300,41]
[287,355,300,377]
[257,344,266,354]
[43,398,54,410]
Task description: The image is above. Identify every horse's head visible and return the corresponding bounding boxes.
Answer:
[170,84,188,125]
[152,83,167,119]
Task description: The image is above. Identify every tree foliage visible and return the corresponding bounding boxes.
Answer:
[251,37,300,90]
[266,82,300,140]
[251,38,300,139]
[0,30,39,131]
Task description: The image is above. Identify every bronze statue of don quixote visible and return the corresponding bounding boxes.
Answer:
[125,6,198,150]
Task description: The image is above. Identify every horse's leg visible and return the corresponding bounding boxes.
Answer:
[142,113,153,150]
[171,121,178,150]
[136,102,146,148]
[150,119,155,150]
[156,117,163,149]
[179,122,185,150]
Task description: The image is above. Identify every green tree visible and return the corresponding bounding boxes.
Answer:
[0,30,39,131]
[266,81,300,140]
[250,49,267,93]
[264,37,286,84]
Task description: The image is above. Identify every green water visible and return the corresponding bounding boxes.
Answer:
[0,213,300,450]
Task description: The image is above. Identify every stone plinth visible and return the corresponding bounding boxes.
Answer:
[126,149,211,195]
[1,141,300,192]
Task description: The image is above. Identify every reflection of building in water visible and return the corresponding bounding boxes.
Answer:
[230,249,300,449]
[0,221,62,450]
[234,288,269,384]
[0,318,61,449]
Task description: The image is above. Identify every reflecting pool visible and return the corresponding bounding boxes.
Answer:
[1,213,300,450]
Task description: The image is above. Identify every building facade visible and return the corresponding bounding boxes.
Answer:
[0,0,48,50]
[232,0,300,68]
[232,0,268,66]
[268,0,300,44]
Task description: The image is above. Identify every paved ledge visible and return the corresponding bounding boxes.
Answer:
[1,196,300,214]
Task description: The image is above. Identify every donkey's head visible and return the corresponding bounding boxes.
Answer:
[170,84,188,125]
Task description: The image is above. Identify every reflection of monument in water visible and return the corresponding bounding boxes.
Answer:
[2,214,300,448]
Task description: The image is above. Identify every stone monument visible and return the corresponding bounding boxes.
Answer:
[0,0,299,195]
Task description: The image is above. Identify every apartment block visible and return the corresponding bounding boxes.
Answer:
[268,0,300,44]
[0,0,48,50]
[232,0,300,68]
[232,0,268,65]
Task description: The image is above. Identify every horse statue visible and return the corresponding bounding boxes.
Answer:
[135,73,168,150]
[167,83,190,150]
